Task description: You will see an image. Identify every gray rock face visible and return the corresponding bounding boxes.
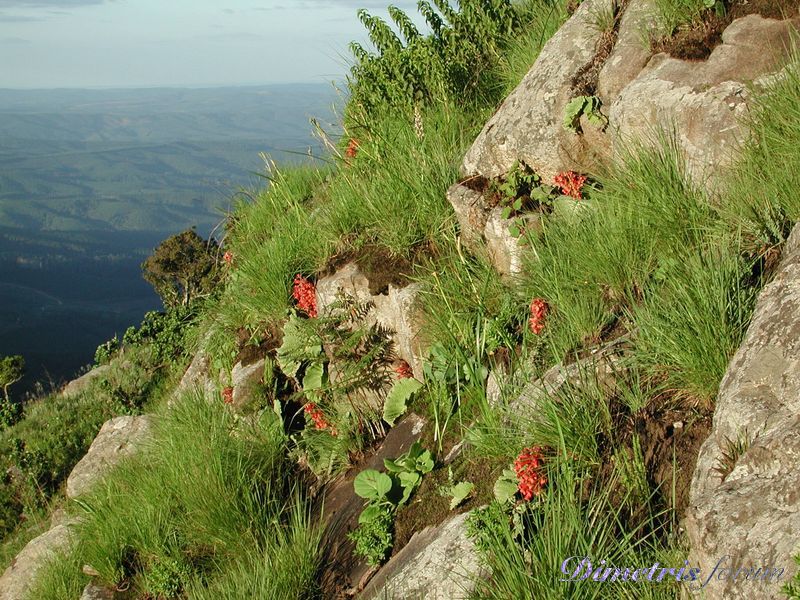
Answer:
[461,0,798,198]
[316,263,427,379]
[0,521,77,600]
[316,263,374,317]
[359,511,486,600]
[610,14,800,190]
[446,182,492,251]
[80,583,118,600]
[61,365,110,399]
[230,359,265,410]
[596,0,658,103]
[685,225,800,599]
[171,344,216,406]
[511,341,625,415]
[66,415,153,499]
[461,0,613,182]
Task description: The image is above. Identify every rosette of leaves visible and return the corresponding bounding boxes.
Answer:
[495,162,560,238]
[349,443,435,565]
[563,95,608,133]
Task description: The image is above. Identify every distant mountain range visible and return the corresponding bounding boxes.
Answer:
[0,83,339,397]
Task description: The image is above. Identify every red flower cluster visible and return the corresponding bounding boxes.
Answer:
[345,138,360,160]
[304,402,335,434]
[223,250,234,266]
[514,446,547,501]
[554,171,588,199]
[394,361,414,379]
[222,386,234,405]
[292,274,318,318]
[529,298,549,335]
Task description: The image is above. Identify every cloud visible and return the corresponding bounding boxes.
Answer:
[0,35,31,43]
[0,0,107,6]
[0,12,43,20]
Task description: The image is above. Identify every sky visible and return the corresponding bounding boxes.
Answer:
[0,0,419,88]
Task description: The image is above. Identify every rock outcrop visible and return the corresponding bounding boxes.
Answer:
[685,224,800,599]
[611,14,800,189]
[461,0,613,181]
[316,263,427,378]
[0,521,77,600]
[61,365,110,399]
[461,0,800,200]
[359,511,485,600]
[66,415,154,499]
[230,358,265,411]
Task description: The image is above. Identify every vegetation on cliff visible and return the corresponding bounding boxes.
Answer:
[3,0,800,598]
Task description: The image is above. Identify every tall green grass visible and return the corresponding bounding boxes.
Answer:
[470,460,681,600]
[716,55,800,253]
[30,391,321,599]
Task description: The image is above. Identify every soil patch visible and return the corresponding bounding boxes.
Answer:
[604,388,713,519]
[322,244,416,295]
[392,454,502,552]
[233,322,282,366]
[637,404,712,515]
[652,0,799,61]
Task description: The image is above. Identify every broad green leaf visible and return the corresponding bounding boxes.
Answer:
[302,361,325,391]
[415,450,434,474]
[449,481,474,510]
[358,504,385,525]
[383,378,422,426]
[354,470,392,501]
[383,458,404,473]
[494,470,519,504]
[398,471,421,505]
[508,223,521,238]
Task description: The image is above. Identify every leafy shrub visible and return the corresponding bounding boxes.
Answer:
[142,228,221,308]
[0,396,21,430]
[94,336,120,366]
[143,556,193,599]
[0,355,24,403]
[347,0,523,116]
[349,443,434,565]
[348,508,394,567]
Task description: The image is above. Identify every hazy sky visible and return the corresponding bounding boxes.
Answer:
[0,0,418,88]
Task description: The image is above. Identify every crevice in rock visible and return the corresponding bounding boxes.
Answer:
[651,0,799,61]
[571,0,630,96]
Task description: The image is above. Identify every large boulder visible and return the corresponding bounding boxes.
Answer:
[0,521,77,600]
[61,365,110,399]
[66,415,153,499]
[685,225,800,599]
[610,14,800,190]
[170,344,216,406]
[461,0,613,182]
[316,263,427,379]
[359,511,485,600]
[230,358,265,410]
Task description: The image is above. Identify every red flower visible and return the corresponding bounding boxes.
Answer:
[394,361,414,379]
[304,402,336,435]
[345,138,360,160]
[554,171,588,199]
[292,274,318,318]
[529,298,549,335]
[514,446,547,501]
[223,250,234,266]
[222,386,234,405]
